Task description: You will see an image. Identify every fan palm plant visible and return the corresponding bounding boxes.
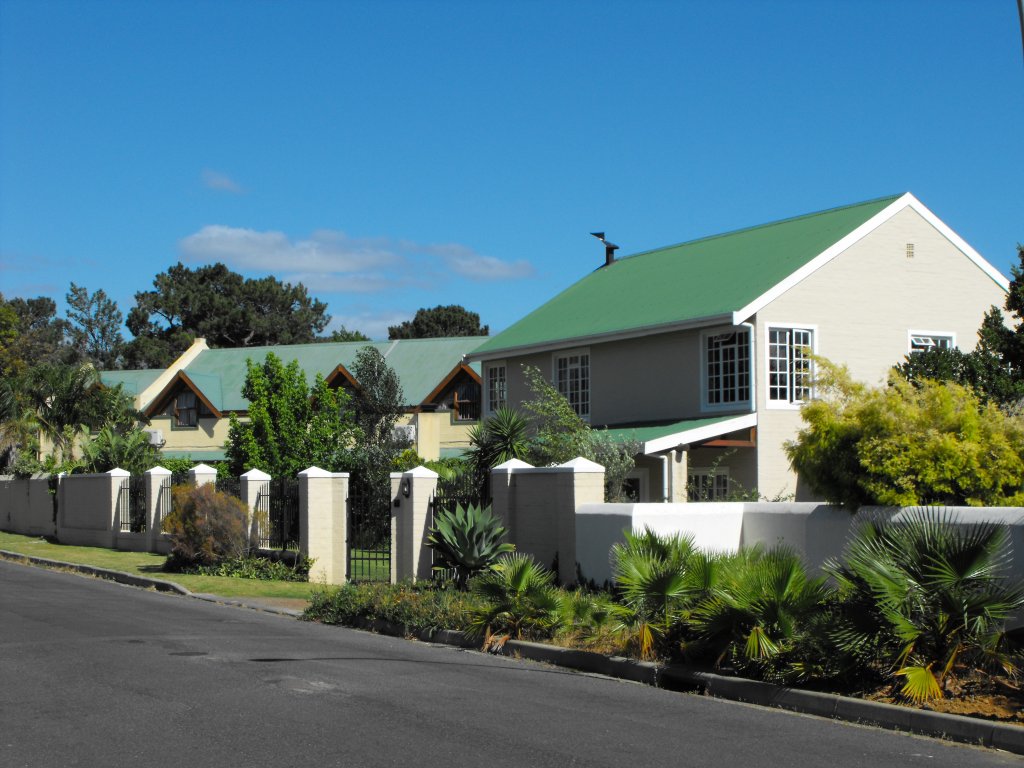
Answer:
[689,547,833,683]
[609,528,725,660]
[826,507,1024,703]
[468,553,562,644]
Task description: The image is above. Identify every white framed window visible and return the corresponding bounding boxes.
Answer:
[766,324,815,407]
[908,331,955,354]
[688,467,730,501]
[702,328,751,410]
[485,362,507,415]
[553,349,590,420]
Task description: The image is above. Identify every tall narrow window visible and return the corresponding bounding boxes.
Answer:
[705,329,750,406]
[768,327,813,404]
[174,391,198,427]
[486,364,507,414]
[555,351,590,418]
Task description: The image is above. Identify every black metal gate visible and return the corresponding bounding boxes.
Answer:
[256,477,300,550]
[347,473,391,582]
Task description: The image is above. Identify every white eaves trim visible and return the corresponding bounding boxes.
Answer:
[643,412,758,456]
[732,192,1010,325]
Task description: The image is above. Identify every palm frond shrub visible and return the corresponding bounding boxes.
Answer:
[689,547,835,683]
[426,503,515,590]
[826,507,1024,703]
[468,553,563,643]
[609,528,725,660]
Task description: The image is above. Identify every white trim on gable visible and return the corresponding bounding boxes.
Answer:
[732,193,1010,325]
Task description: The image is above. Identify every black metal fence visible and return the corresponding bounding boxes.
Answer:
[347,473,391,582]
[215,476,241,499]
[255,477,300,550]
[118,476,148,533]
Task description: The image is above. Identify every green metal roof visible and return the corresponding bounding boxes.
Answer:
[474,195,902,356]
[99,369,162,396]
[161,449,227,461]
[179,337,488,412]
[603,413,756,455]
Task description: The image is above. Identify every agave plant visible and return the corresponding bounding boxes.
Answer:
[426,503,515,590]
[468,553,562,644]
[689,547,833,683]
[826,507,1024,703]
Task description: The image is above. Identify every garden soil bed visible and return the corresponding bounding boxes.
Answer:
[861,673,1023,725]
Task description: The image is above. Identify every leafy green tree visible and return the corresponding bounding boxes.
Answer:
[225,352,361,478]
[320,327,370,342]
[124,263,330,368]
[826,508,1024,702]
[80,425,160,475]
[896,244,1024,408]
[0,294,73,373]
[65,283,125,370]
[388,304,488,339]
[520,366,640,501]
[350,346,405,450]
[786,358,1024,508]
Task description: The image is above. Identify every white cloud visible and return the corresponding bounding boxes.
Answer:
[429,243,535,281]
[178,225,535,294]
[329,310,411,341]
[201,169,245,194]
[179,226,402,276]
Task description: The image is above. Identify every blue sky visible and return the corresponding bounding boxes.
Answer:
[1,0,1022,341]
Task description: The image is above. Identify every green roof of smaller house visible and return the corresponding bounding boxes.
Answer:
[473,195,902,356]
[180,337,488,412]
[99,369,162,396]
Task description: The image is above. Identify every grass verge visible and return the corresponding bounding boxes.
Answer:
[0,531,319,601]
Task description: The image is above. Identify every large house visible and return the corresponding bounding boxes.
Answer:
[101,336,488,463]
[468,193,1010,502]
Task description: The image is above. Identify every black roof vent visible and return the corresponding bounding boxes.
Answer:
[590,232,619,267]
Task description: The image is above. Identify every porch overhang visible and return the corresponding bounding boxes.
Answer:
[603,412,758,456]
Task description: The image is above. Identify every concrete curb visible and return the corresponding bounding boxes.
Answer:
[339,615,1024,755]
[5,550,1021,755]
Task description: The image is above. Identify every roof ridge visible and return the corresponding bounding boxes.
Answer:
[618,193,904,263]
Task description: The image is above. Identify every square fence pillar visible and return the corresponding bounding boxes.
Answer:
[189,463,217,488]
[299,467,349,585]
[490,459,534,545]
[240,469,271,549]
[145,467,172,553]
[392,466,438,583]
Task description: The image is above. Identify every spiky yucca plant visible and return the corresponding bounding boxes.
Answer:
[426,503,515,590]
[827,507,1024,703]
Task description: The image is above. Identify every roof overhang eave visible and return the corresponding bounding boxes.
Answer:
[641,412,758,455]
[467,312,736,362]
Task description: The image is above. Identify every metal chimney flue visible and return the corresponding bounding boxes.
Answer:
[590,232,619,267]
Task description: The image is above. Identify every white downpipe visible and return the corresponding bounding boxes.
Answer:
[661,454,671,503]
[741,322,756,412]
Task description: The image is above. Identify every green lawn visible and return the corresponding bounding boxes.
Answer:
[0,531,321,600]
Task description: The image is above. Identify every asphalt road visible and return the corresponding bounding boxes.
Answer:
[0,561,1018,768]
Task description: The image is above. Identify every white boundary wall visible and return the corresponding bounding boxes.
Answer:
[0,474,56,537]
[576,502,1024,586]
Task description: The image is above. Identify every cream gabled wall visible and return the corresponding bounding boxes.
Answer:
[753,206,1009,499]
[151,415,233,455]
